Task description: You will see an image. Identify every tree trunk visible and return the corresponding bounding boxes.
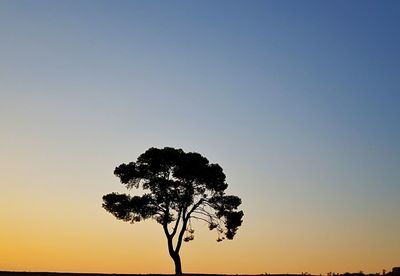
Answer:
[166,236,183,275]
[172,253,182,275]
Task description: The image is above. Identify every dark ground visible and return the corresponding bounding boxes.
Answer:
[0,272,314,276]
[2,271,398,276]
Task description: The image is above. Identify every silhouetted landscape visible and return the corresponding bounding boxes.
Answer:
[2,1,399,275]
[102,147,244,274]
[1,268,399,276]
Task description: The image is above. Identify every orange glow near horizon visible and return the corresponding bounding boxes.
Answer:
[1,132,399,274]
[1,0,399,274]
[1,190,398,275]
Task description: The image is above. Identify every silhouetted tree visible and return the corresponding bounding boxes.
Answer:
[102,147,244,275]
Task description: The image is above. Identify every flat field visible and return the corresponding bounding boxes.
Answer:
[0,272,310,276]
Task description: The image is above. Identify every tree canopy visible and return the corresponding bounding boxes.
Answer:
[102,147,244,274]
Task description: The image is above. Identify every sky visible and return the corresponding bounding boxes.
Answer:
[0,0,399,274]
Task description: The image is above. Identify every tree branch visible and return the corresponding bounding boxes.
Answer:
[171,208,182,237]
[162,201,171,238]
[174,216,188,254]
[173,199,205,253]
[163,220,171,238]
[192,209,217,218]
[186,198,204,219]
[191,215,211,224]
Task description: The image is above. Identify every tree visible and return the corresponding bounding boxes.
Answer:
[102,147,244,275]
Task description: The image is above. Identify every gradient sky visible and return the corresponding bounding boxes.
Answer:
[1,0,399,274]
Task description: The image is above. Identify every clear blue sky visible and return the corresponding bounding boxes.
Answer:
[1,0,399,274]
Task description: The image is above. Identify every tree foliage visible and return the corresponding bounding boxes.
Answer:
[102,147,244,274]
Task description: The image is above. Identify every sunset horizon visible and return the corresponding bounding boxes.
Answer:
[1,271,399,275]
[1,0,399,275]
